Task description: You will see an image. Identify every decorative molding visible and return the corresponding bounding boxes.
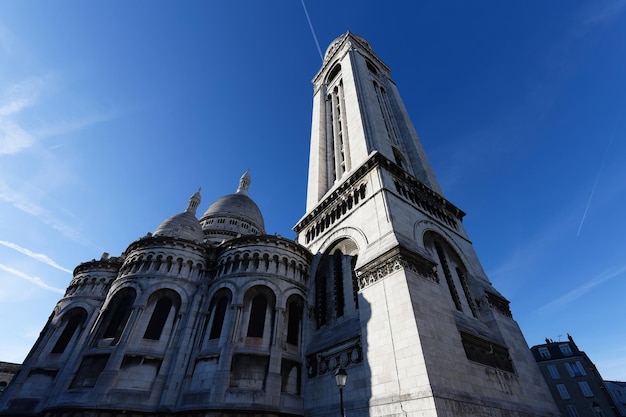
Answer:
[306,337,362,378]
[485,291,512,317]
[460,331,514,373]
[355,246,438,290]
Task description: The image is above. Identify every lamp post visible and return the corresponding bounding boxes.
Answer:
[334,367,348,417]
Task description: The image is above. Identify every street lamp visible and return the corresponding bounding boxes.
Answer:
[335,367,348,417]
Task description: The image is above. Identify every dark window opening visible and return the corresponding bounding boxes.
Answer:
[434,242,462,311]
[333,251,345,318]
[456,267,478,317]
[328,64,341,83]
[102,294,134,343]
[51,310,86,354]
[70,354,110,388]
[247,295,267,337]
[286,302,301,346]
[315,275,328,328]
[366,60,378,74]
[461,332,514,373]
[281,359,302,395]
[143,297,172,340]
[351,255,359,309]
[209,296,228,340]
[392,147,405,168]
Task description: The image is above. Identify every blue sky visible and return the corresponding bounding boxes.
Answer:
[1,1,625,380]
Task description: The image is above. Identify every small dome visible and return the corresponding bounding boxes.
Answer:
[153,189,204,243]
[154,211,204,243]
[324,32,372,60]
[200,171,266,243]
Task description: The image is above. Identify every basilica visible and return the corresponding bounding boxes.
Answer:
[0,33,559,417]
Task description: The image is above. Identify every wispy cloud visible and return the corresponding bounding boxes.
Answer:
[0,263,65,294]
[33,110,119,141]
[0,118,34,154]
[580,0,626,28]
[0,76,48,155]
[0,177,83,242]
[0,76,45,116]
[536,265,626,313]
[0,240,72,274]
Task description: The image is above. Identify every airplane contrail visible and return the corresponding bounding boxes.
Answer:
[576,117,619,236]
[301,0,323,61]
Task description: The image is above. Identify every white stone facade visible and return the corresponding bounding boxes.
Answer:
[295,33,559,417]
[0,33,559,417]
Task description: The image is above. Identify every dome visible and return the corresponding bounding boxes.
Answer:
[200,171,266,242]
[324,32,372,60]
[201,193,265,231]
[153,189,204,243]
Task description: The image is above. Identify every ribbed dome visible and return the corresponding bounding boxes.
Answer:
[154,211,204,243]
[153,189,204,243]
[324,32,372,60]
[199,171,266,242]
[201,193,265,232]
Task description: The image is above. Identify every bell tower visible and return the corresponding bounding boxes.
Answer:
[295,32,558,417]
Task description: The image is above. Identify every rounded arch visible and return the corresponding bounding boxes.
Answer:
[95,286,137,346]
[326,62,342,84]
[423,229,478,317]
[242,285,277,344]
[365,58,379,75]
[207,280,241,304]
[49,307,88,355]
[205,288,233,343]
[140,288,182,341]
[285,293,305,347]
[139,280,193,308]
[315,226,367,257]
[313,237,361,329]
[415,220,474,269]
[238,278,282,305]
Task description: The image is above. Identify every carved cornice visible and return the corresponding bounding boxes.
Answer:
[355,246,438,290]
[306,337,362,378]
[294,154,380,233]
[485,291,512,317]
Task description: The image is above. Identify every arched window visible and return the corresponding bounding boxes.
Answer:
[315,274,328,327]
[100,291,136,344]
[434,241,462,311]
[209,296,228,340]
[425,232,476,316]
[286,298,303,346]
[51,308,87,354]
[333,251,345,318]
[327,63,341,83]
[247,295,267,337]
[144,297,173,340]
[314,239,359,328]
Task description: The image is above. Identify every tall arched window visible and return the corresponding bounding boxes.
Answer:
[314,239,359,328]
[315,274,328,328]
[209,296,228,340]
[424,232,476,316]
[434,241,463,311]
[144,297,173,340]
[247,294,267,337]
[51,308,87,354]
[100,290,136,345]
[286,297,303,346]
